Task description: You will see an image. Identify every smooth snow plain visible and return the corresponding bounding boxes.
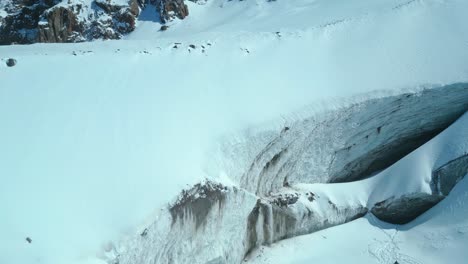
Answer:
[1,0,468,263]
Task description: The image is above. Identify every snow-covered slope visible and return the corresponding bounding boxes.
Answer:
[1,0,467,264]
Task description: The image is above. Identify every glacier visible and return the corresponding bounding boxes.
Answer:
[0,0,467,264]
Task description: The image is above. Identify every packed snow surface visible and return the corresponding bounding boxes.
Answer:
[1,0,468,263]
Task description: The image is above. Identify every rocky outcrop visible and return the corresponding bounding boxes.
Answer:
[156,0,188,23]
[0,0,56,45]
[37,5,82,43]
[37,0,141,43]
[6,58,17,67]
[371,154,468,225]
[0,0,195,45]
[0,0,198,45]
[0,0,145,45]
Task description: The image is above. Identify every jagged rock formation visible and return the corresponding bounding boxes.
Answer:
[0,0,193,45]
[371,154,468,224]
[156,0,188,23]
[0,0,141,44]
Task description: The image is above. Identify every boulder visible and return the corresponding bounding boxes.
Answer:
[6,58,17,67]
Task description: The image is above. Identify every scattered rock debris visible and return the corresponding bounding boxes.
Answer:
[140,228,148,237]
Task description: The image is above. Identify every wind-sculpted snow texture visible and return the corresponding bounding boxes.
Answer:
[113,84,468,264]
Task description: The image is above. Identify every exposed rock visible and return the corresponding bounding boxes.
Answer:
[160,25,169,31]
[38,5,82,43]
[0,0,55,45]
[140,228,148,237]
[6,58,17,67]
[1,0,143,45]
[156,0,189,23]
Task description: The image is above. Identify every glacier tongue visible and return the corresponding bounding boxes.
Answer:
[112,84,468,264]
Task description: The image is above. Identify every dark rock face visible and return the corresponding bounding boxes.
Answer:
[37,0,141,43]
[0,0,161,45]
[169,180,228,229]
[371,154,468,225]
[0,0,195,45]
[156,0,189,23]
[371,193,444,225]
[0,0,57,45]
[6,58,17,67]
[38,5,82,43]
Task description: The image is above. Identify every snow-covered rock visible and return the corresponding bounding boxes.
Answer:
[0,0,212,44]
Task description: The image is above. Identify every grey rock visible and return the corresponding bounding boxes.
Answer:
[6,58,16,67]
[1,0,143,45]
[156,0,189,23]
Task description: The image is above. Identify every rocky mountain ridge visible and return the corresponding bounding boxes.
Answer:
[0,0,193,45]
